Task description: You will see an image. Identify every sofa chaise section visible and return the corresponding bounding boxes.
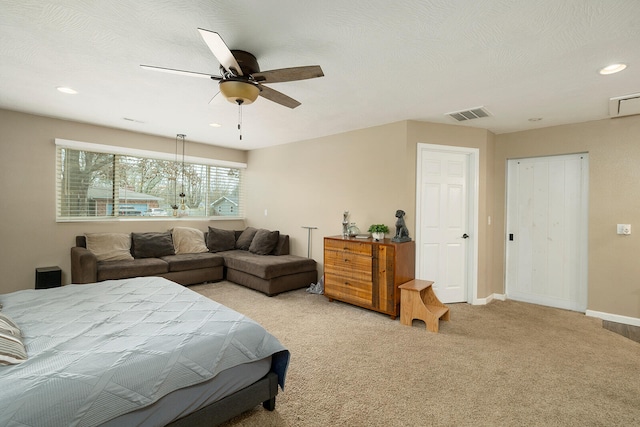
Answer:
[222,250,318,296]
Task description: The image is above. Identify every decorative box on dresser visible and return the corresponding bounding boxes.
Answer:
[323,235,415,319]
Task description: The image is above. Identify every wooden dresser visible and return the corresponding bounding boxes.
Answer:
[323,235,415,318]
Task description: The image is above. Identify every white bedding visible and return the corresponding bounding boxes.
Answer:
[0,277,289,427]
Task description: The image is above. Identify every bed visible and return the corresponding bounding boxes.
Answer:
[0,276,289,426]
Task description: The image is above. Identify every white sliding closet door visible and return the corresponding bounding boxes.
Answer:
[505,154,588,312]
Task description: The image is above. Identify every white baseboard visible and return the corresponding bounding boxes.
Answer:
[473,293,506,305]
[585,310,640,327]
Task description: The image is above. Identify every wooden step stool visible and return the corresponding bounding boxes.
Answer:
[398,279,450,332]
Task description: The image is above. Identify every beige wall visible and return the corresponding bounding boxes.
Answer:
[494,115,640,318]
[4,106,639,320]
[246,120,495,300]
[245,121,409,261]
[0,109,246,292]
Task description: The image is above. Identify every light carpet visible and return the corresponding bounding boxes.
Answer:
[190,281,640,427]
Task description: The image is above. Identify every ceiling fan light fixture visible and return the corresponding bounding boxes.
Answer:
[219,80,260,104]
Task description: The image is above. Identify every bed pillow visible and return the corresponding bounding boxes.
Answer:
[207,227,236,253]
[131,232,175,258]
[85,233,134,262]
[235,227,258,250]
[0,312,21,337]
[0,312,27,365]
[172,227,208,254]
[249,229,280,255]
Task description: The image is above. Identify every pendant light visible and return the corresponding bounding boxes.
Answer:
[171,134,181,216]
[176,134,187,216]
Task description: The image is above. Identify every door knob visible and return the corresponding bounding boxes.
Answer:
[462,233,469,239]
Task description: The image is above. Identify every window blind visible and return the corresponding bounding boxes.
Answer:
[56,140,245,221]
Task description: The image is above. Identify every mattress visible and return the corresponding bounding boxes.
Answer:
[0,277,289,427]
[104,357,271,426]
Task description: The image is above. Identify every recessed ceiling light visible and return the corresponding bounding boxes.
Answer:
[123,117,145,123]
[56,86,78,94]
[599,63,627,75]
[209,123,222,128]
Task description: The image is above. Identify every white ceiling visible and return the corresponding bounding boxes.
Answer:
[1,0,639,150]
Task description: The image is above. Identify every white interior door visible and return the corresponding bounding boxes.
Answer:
[506,154,588,312]
[416,145,477,303]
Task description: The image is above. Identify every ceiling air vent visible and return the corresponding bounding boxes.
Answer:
[609,93,640,118]
[446,106,491,122]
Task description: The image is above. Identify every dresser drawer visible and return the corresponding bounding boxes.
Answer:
[324,250,372,279]
[324,264,372,282]
[324,239,373,256]
[324,274,373,307]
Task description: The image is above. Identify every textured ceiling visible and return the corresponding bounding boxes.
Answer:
[1,0,639,149]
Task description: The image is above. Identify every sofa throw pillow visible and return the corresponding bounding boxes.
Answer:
[249,229,280,255]
[172,227,208,254]
[235,227,258,250]
[85,233,134,262]
[131,232,175,259]
[0,312,27,365]
[207,227,236,253]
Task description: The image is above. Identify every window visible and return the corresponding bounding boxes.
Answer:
[56,139,246,221]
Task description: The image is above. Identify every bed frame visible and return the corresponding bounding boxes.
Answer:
[166,371,279,426]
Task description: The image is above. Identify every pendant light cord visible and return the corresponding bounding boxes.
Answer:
[181,134,185,194]
[177,134,186,211]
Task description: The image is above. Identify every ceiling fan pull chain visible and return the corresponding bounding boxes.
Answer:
[237,100,243,141]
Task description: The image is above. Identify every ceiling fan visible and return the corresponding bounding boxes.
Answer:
[141,28,324,109]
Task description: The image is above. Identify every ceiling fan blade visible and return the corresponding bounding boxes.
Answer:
[258,84,301,109]
[140,64,222,80]
[252,65,324,84]
[197,28,243,76]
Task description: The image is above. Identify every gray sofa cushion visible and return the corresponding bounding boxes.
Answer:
[222,250,316,280]
[131,232,175,258]
[272,235,290,256]
[235,227,257,250]
[249,229,280,255]
[160,253,224,272]
[207,227,236,253]
[97,258,169,281]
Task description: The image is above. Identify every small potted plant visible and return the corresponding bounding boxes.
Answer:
[368,224,389,241]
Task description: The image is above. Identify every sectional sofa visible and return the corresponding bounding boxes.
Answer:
[71,226,318,296]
